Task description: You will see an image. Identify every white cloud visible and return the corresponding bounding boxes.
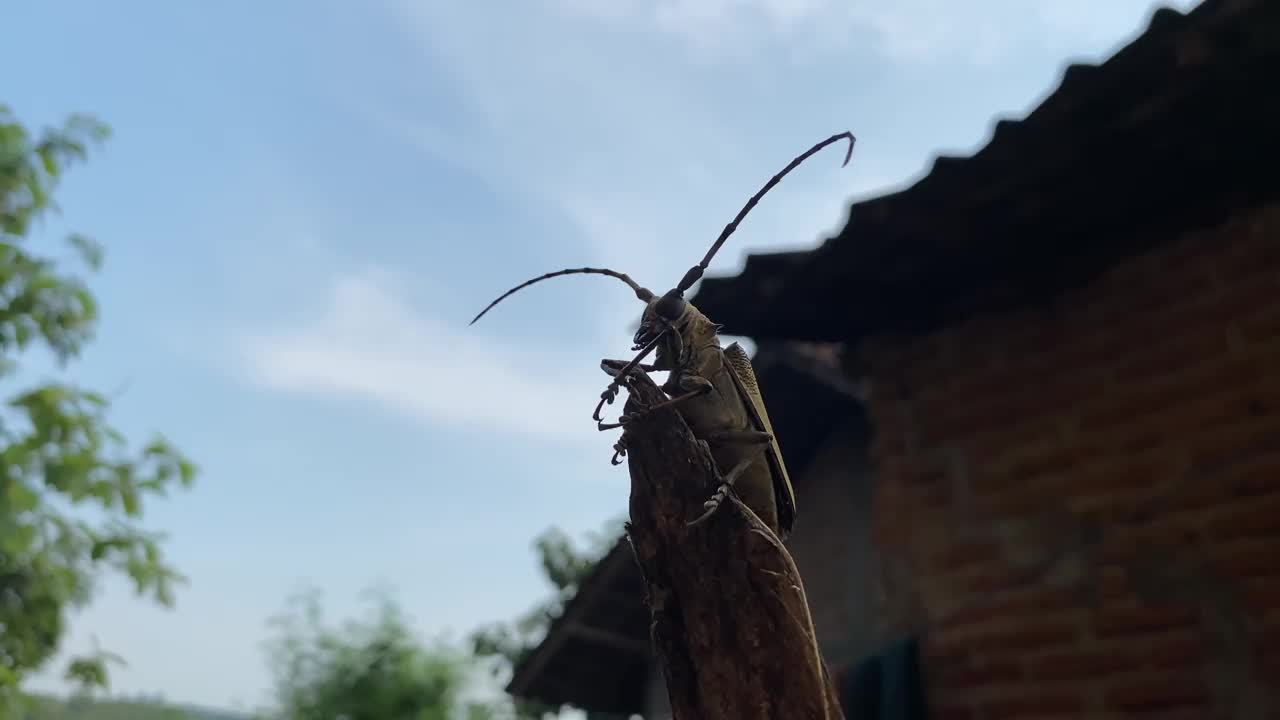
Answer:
[546,0,1204,65]
[239,270,616,444]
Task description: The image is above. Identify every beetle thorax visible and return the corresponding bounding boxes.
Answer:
[650,302,719,369]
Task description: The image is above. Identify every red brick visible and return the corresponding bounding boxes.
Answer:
[947,568,1013,597]
[986,442,1080,488]
[1094,604,1198,638]
[1085,627,1203,666]
[1080,264,1214,331]
[1078,382,1189,431]
[922,393,1048,447]
[1025,648,1136,680]
[940,586,1077,630]
[1213,540,1280,580]
[1241,305,1280,344]
[930,705,977,720]
[929,540,1003,572]
[1260,634,1280,691]
[1065,451,1179,519]
[1208,495,1280,541]
[1187,425,1280,478]
[1147,524,1202,551]
[1099,565,1132,600]
[936,658,1025,688]
[1243,579,1280,618]
[964,419,1065,468]
[1139,630,1203,669]
[1202,272,1280,328]
[868,426,904,464]
[1161,443,1280,513]
[1111,324,1229,382]
[1216,237,1280,281]
[1122,706,1213,720]
[976,480,1074,518]
[981,691,1087,720]
[932,617,1081,656]
[1081,353,1267,436]
[1105,672,1208,712]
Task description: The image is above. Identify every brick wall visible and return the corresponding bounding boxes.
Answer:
[855,204,1280,719]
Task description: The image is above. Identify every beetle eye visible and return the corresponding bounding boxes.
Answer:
[654,292,685,322]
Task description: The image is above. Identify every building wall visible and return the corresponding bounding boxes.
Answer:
[856,204,1280,718]
[785,418,881,671]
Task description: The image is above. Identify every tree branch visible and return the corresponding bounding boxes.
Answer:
[620,371,844,720]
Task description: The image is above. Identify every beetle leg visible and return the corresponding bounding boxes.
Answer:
[592,331,665,422]
[598,376,713,430]
[596,360,650,431]
[687,446,768,527]
[600,359,658,377]
[611,432,629,465]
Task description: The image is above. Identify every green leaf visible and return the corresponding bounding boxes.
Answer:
[66,233,104,271]
[0,522,37,555]
[5,479,39,513]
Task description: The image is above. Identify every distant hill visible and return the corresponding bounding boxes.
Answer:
[22,695,254,720]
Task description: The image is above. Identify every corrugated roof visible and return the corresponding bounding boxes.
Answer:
[693,0,1280,343]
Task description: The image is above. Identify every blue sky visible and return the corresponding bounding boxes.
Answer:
[5,0,1197,711]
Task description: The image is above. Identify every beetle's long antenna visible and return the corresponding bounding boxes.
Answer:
[470,268,656,325]
[675,131,856,293]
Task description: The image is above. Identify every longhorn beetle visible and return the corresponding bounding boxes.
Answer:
[470,132,855,540]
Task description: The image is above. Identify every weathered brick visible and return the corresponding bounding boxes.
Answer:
[974,473,1073,519]
[1105,672,1208,712]
[965,419,1065,469]
[1186,425,1280,479]
[1241,303,1280,344]
[931,617,1081,657]
[867,426,904,464]
[1111,323,1229,382]
[1024,648,1136,680]
[1146,632,1203,669]
[1242,579,1280,619]
[1098,565,1132,600]
[1120,706,1212,720]
[929,540,1004,572]
[984,441,1079,488]
[929,705,977,720]
[1094,604,1198,638]
[1216,235,1280,281]
[1161,442,1280,513]
[939,586,1077,630]
[980,691,1088,720]
[936,658,1025,688]
[1208,494,1280,541]
[1212,540,1280,580]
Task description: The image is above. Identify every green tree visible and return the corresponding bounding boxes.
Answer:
[0,104,197,710]
[469,523,619,720]
[262,589,499,720]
